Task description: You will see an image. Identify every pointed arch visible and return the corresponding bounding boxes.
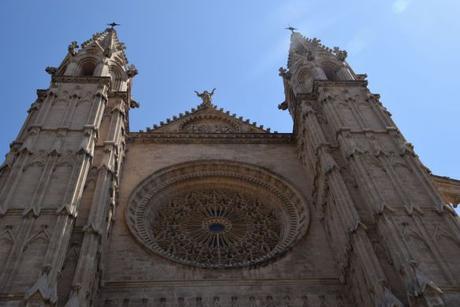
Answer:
[0,226,15,274]
[45,98,68,128]
[113,55,125,67]
[0,165,11,203]
[42,161,74,208]
[71,99,92,129]
[57,241,81,305]
[296,66,315,93]
[109,65,126,92]
[76,178,96,226]
[57,57,71,76]
[13,225,50,289]
[75,57,98,76]
[321,61,341,81]
[10,161,44,209]
[392,161,431,204]
[292,61,326,93]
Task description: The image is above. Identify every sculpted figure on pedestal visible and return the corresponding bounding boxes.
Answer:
[195,88,216,106]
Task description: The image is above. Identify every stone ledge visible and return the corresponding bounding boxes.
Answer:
[127,133,294,144]
[102,277,342,289]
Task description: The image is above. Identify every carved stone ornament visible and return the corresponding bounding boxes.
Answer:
[126,160,309,269]
[68,41,79,56]
[181,118,238,133]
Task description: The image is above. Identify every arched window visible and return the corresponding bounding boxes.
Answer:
[322,62,340,81]
[80,61,96,76]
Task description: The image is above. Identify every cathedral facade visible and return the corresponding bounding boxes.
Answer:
[0,27,459,307]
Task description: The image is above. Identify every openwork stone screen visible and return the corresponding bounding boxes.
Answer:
[126,161,309,269]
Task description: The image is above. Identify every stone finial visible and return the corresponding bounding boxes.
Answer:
[68,41,79,56]
[333,47,348,61]
[311,38,321,46]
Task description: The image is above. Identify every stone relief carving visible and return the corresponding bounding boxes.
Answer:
[179,115,241,133]
[182,120,237,133]
[126,160,309,269]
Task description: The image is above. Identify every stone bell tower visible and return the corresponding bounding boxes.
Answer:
[280,31,460,306]
[0,26,137,306]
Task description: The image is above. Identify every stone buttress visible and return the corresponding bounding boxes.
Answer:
[281,31,460,306]
[0,27,137,306]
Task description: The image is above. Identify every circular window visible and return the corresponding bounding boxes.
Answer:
[126,161,309,269]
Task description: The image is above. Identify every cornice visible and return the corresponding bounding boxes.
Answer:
[294,80,368,101]
[127,132,294,144]
[52,75,111,85]
[102,277,342,289]
[313,79,368,88]
[147,103,269,133]
[108,91,129,100]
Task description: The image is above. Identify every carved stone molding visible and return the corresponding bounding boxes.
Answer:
[126,160,309,269]
[52,76,111,85]
[180,115,240,133]
[127,132,293,144]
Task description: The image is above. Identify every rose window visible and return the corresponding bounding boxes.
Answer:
[149,190,281,268]
[126,161,309,269]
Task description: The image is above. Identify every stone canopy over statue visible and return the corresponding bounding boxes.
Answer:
[195,88,216,106]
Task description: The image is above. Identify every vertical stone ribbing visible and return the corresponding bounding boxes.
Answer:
[283,31,460,306]
[65,95,129,307]
[0,27,136,306]
[294,96,400,306]
[285,42,460,304]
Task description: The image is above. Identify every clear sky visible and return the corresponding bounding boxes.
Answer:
[0,0,459,179]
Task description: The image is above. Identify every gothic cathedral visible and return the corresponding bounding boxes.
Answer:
[0,27,459,307]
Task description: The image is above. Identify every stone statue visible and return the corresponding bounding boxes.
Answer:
[195,88,215,106]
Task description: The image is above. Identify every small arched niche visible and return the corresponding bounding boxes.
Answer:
[79,60,97,76]
[321,62,341,81]
[109,66,125,91]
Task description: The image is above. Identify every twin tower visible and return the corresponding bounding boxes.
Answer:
[0,27,459,307]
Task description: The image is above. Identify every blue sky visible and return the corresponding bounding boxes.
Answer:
[0,0,459,179]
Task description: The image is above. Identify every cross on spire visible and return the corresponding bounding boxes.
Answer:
[285,26,297,33]
[107,22,120,29]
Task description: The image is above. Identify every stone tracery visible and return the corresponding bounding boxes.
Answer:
[150,190,281,267]
[126,160,310,269]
